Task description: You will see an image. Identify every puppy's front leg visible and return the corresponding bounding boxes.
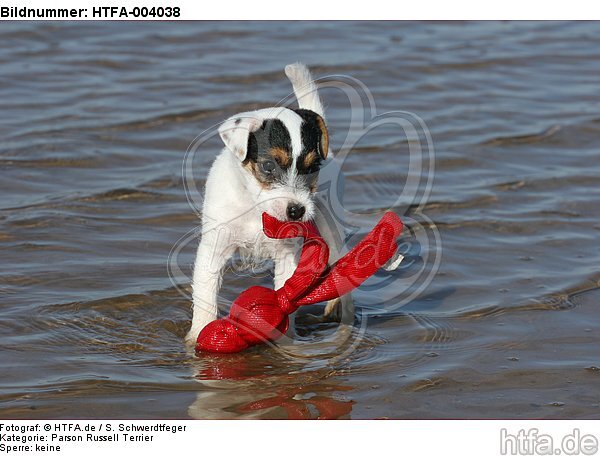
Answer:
[274,244,299,336]
[186,229,236,345]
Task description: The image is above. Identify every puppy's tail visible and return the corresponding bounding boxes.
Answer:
[285,62,325,119]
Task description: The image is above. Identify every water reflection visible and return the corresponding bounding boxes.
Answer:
[189,352,354,419]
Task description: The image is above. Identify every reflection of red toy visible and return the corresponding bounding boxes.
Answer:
[239,388,354,419]
[196,212,403,354]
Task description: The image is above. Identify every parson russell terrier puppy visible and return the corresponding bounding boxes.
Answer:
[185,63,346,345]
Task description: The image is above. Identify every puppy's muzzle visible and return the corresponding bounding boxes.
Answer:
[286,203,305,221]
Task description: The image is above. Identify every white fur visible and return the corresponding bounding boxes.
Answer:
[285,62,325,119]
[186,63,331,345]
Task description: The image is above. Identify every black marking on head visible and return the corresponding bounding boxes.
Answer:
[267,118,292,152]
[234,118,241,125]
[246,131,258,162]
[243,118,293,186]
[246,118,292,160]
[294,109,327,176]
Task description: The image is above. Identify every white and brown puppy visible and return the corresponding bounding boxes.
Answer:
[186,63,344,345]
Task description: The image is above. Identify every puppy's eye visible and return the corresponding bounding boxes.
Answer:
[261,160,276,174]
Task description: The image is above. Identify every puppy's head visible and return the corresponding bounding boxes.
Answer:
[219,107,329,221]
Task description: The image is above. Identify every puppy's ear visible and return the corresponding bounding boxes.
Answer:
[218,113,263,161]
[316,114,329,160]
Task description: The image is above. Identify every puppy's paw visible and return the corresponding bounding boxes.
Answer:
[184,328,200,348]
[323,297,343,322]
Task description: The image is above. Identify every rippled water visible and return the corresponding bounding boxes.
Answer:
[1,21,599,419]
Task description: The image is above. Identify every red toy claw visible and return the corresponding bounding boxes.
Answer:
[196,212,403,354]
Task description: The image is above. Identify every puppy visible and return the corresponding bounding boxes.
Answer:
[186,63,345,345]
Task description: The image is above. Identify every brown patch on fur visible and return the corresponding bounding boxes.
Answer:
[243,161,271,189]
[268,147,292,167]
[303,150,318,169]
[316,116,329,159]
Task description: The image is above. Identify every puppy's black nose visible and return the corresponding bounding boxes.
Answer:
[286,203,305,221]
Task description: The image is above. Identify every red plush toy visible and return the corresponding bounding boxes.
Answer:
[195,211,403,354]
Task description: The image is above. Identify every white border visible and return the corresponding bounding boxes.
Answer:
[3,0,600,20]
[1,420,600,456]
